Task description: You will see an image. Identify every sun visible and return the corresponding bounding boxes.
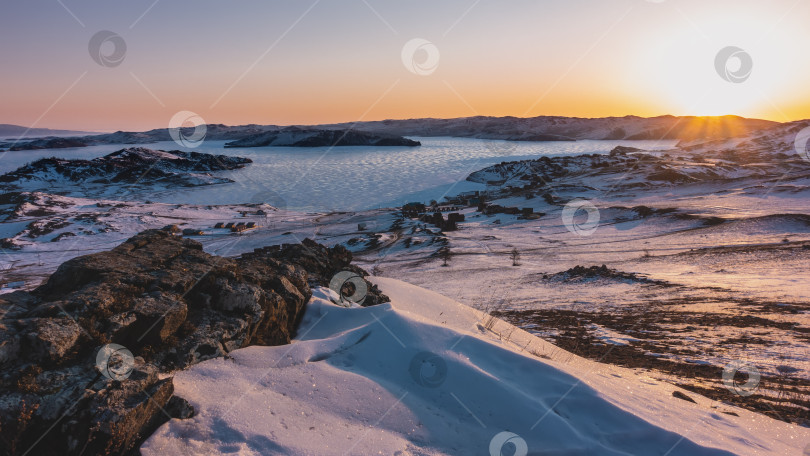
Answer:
[636,8,794,118]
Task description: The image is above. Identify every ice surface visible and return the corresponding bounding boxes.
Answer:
[0,138,675,211]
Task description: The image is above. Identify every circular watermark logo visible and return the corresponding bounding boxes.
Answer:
[714,46,752,83]
[401,38,440,76]
[561,199,600,236]
[408,351,448,388]
[794,126,810,163]
[88,31,127,68]
[168,111,207,148]
[722,360,760,396]
[249,190,287,211]
[489,431,528,456]
[329,271,368,305]
[96,344,134,381]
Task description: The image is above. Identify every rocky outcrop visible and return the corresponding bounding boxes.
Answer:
[0,148,252,194]
[0,230,385,455]
[464,126,810,197]
[543,265,673,287]
[224,127,421,148]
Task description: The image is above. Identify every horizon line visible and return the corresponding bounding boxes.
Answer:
[3,112,798,135]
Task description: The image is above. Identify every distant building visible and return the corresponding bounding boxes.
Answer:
[402,202,427,218]
[457,190,483,206]
[448,213,465,223]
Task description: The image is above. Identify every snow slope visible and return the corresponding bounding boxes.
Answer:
[142,278,807,455]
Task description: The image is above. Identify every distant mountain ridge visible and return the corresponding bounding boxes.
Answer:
[0,124,99,139]
[319,115,779,143]
[0,115,781,151]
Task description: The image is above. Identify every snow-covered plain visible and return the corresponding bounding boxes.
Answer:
[142,279,808,455]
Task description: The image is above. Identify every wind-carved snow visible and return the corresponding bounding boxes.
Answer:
[141,280,806,455]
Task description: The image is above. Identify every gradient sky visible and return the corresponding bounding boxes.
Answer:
[2,0,810,131]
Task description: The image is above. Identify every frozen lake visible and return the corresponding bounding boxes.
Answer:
[0,137,675,211]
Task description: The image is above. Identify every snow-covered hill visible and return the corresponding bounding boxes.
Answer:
[0,124,98,140]
[327,115,778,142]
[224,127,421,148]
[142,278,807,455]
[0,115,778,151]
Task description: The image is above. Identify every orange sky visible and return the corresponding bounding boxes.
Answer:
[2,0,810,132]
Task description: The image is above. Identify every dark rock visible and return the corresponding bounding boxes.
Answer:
[672,390,697,403]
[161,224,181,234]
[545,265,674,287]
[0,229,383,455]
[164,395,195,420]
[609,146,643,156]
[26,318,82,364]
[50,232,76,242]
[0,326,20,366]
[248,238,389,306]
[648,168,693,183]
[0,238,23,250]
[130,295,188,346]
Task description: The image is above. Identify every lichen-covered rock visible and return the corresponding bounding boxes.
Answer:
[0,229,383,455]
[130,294,188,346]
[27,318,82,363]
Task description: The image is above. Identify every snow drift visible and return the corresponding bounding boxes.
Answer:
[142,278,806,455]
